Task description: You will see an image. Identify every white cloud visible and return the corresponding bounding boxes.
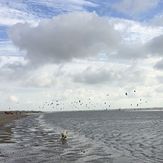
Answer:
[0,41,25,56]
[0,55,26,67]
[0,56,28,84]
[9,12,120,65]
[154,59,163,70]
[108,19,163,60]
[0,4,37,25]
[37,0,96,9]
[113,0,159,16]
[112,18,163,43]
[73,67,114,84]
[155,85,163,93]
[150,14,163,26]
[23,66,56,88]
[25,73,54,87]
[0,58,161,110]
[8,95,18,103]
[0,0,96,26]
[7,11,163,65]
[157,75,163,83]
[72,65,145,86]
[0,5,163,110]
[147,34,163,55]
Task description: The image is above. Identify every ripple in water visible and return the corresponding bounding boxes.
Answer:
[0,111,163,163]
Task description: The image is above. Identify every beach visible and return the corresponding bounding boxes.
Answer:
[0,110,163,163]
[0,111,28,127]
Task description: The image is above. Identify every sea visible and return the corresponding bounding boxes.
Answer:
[0,110,163,163]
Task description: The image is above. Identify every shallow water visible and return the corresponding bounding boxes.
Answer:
[0,110,163,163]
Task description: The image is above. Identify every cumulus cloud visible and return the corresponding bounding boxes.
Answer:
[112,29,163,60]
[154,59,163,70]
[113,0,159,16]
[114,43,147,59]
[155,85,163,93]
[145,34,163,69]
[21,64,67,88]
[0,56,27,68]
[0,56,28,82]
[8,11,163,66]
[157,76,163,82]
[9,12,120,65]
[73,67,114,84]
[150,14,163,26]
[113,18,163,43]
[73,66,145,86]
[8,95,18,103]
[147,34,163,55]
[24,73,54,87]
[23,69,55,88]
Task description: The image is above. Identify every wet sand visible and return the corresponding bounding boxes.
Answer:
[0,112,28,127]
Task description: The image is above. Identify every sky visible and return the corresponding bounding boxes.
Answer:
[0,0,163,111]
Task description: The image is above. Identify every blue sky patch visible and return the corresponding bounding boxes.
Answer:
[0,26,9,41]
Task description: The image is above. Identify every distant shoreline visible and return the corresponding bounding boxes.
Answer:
[0,111,41,127]
[44,108,163,113]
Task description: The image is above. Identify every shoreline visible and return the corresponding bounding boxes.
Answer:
[45,108,163,113]
[0,111,31,127]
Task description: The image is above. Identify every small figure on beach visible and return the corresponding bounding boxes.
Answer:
[60,131,68,144]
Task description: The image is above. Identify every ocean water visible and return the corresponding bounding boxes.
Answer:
[0,110,163,163]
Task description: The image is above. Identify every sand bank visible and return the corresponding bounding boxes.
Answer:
[0,111,28,127]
